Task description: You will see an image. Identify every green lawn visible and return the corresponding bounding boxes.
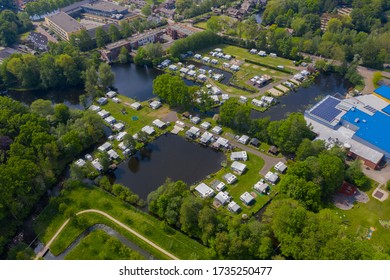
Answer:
[34,185,210,260]
[194,21,208,30]
[202,151,270,215]
[331,186,390,252]
[65,230,145,260]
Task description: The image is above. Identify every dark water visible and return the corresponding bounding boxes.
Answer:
[254,11,263,24]
[110,134,226,200]
[251,73,352,121]
[111,63,198,101]
[6,87,84,109]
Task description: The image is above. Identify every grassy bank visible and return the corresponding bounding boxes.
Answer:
[34,185,210,260]
[65,230,145,260]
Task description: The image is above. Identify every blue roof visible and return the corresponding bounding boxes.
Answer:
[309,96,341,123]
[342,108,390,154]
[382,105,390,115]
[374,85,390,100]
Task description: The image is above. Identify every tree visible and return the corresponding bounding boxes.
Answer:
[219,99,251,132]
[84,66,99,97]
[123,134,136,149]
[118,46,130,64]
[100,152,110,172]
[108,24,122,43]
[141,4,152,16]
[40,54,61,89]
[345,160,370,189]
[296,139,325,161]
[179,195,202,237]
[98,63,115,89]
[317,153,344,201]
[55,54,81,86]
[372,72,382,87]
[153,74,191,108]
[95,27,110,48]
[54,103,70,123]
[120,21,133,38]
[268,113,315,154]
[31,99,53,117]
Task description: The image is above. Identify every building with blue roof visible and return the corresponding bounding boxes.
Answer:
[373,85,390,102]
[341,108,390,158]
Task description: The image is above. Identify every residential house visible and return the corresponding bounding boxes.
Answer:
[214,191,230,205]
[212,126,223,135]
[240,192,255,205]
[186,126,200,138]
[274,161,287,173]
[98,142,112,152]
[200,131,213,144]
[107,149,119,160]
[75,159,86,167]
[200,122,211,130]
[254,181,270,194]
[195,183,215,198]
[91,159,103,172]
[231,161,247,175]
[130,102,142,110]
[141,125,155,135]
[106,91,116,98]
[211,180,226,192]
[265,171,279,184]
[98,110,110,118]
[230,151,248,161]
[97,97,108,105]
[89,105,101,112]
[150,100,162,109]
[222,173,237,184]
[228,201,241,213]
[238,135,250,144]
[152,119,166,129]
[116,131,128,141]
[190,116,201,124]
[104,116,116,124]
[113,123,125,131]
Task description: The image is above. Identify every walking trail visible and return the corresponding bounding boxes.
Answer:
[35,209,179,260]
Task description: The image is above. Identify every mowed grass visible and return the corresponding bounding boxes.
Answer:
[203,152,269,215]
[194,21,208,29]
[331,186,390,252]
[34,185,210,260]
[65,230,145,260]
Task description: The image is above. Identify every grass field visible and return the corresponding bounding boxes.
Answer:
[34,185,210,260]
[65,230,145,260]
[202,151,270,215]
[194,21,208,30]
[331,185,390,252]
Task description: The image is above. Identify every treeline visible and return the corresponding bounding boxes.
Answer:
[25,0,79,16]
[0,97,105,255]
[169,30,222,58]
[175,0,231,19]
[0,10,32,46]
[148,178,389,259]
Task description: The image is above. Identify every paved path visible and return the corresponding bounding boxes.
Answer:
[35,209,179,260]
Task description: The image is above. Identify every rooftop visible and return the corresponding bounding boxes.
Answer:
[46,12,84,33]
[374,85,390,101]
[342,108,390,155]
[307,95,344,126]
[81,1,128,13]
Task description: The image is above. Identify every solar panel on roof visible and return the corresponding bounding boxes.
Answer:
[310,97,342,123]
[363,105,377,113]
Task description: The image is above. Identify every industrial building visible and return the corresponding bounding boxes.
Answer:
[45,12,85,41]
[305,90,390,169]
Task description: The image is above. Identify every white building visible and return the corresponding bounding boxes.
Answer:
[152,119,166,129]
[131,102,142,110]
[222,173,237,184]
[186,126,200,138]
[254,181,269,194]
[89,105,101,112]
[215,191,230,205]
[75,158,86,167]
[238,135,250,145]
[107,149,119,160]
[150,100,161,110]
[106,91,116,98]
[211,180,226,192]
[141,125,155,135]
[200,131,213,144]
[200,122,211,130]
[212,126,223,135]
[98,110,110,118]
[231,161,247,175]
[240,192,254,205]
[230,151,248,161]
[91,159,103,172]
[265,171,279,184]
[98,142,112,152]
[274,161,287,173]
[190,116,201,124]
[228,201,241,213]
[195,183,215,198]
[104,116,116,124]
[113,123,125,131]
[116,131,128,141]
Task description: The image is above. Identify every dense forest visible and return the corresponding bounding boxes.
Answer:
[0,97,105,255]
[0,9,32,47]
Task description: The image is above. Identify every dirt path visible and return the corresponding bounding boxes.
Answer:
[35,209,179,260]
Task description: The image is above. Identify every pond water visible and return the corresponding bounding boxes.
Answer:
[251,73,352,121]
[111,63,198,101]
[254,11,263,24]
[110,133,226,200]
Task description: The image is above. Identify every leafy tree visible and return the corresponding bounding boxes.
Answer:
[296,139,325,161]
[55,54,81,86]
[179,195,202,237]
[54,103,70,123]
[118,46,130,64]
[31,99,53,117]
[95,27,110,48]
[39,54,61,89]
[108,24,122,43]
[123,134,136,149]
[219,99,251,133]
[100,152,110,172]
[98,63,115,89]
[372,72,382,87]
[345,160,370,189]
[153,74,191,108]
[84,66,99,97]
[120,21,133,38]
[268,113,315,154]
[141,4,152,16]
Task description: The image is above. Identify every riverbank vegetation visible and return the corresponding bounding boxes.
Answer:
[0,97,105,256]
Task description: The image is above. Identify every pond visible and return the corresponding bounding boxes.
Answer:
[111,63,198,102]
[251,73,352,121]
[110,133,226,200]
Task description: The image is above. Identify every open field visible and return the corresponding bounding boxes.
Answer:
[331,184,390,252]
[34,185,209,260]
[65,230,145,260]
[194,21,208,29]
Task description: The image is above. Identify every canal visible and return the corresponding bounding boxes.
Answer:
[110,133,226,200]
[251,73,352,121]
